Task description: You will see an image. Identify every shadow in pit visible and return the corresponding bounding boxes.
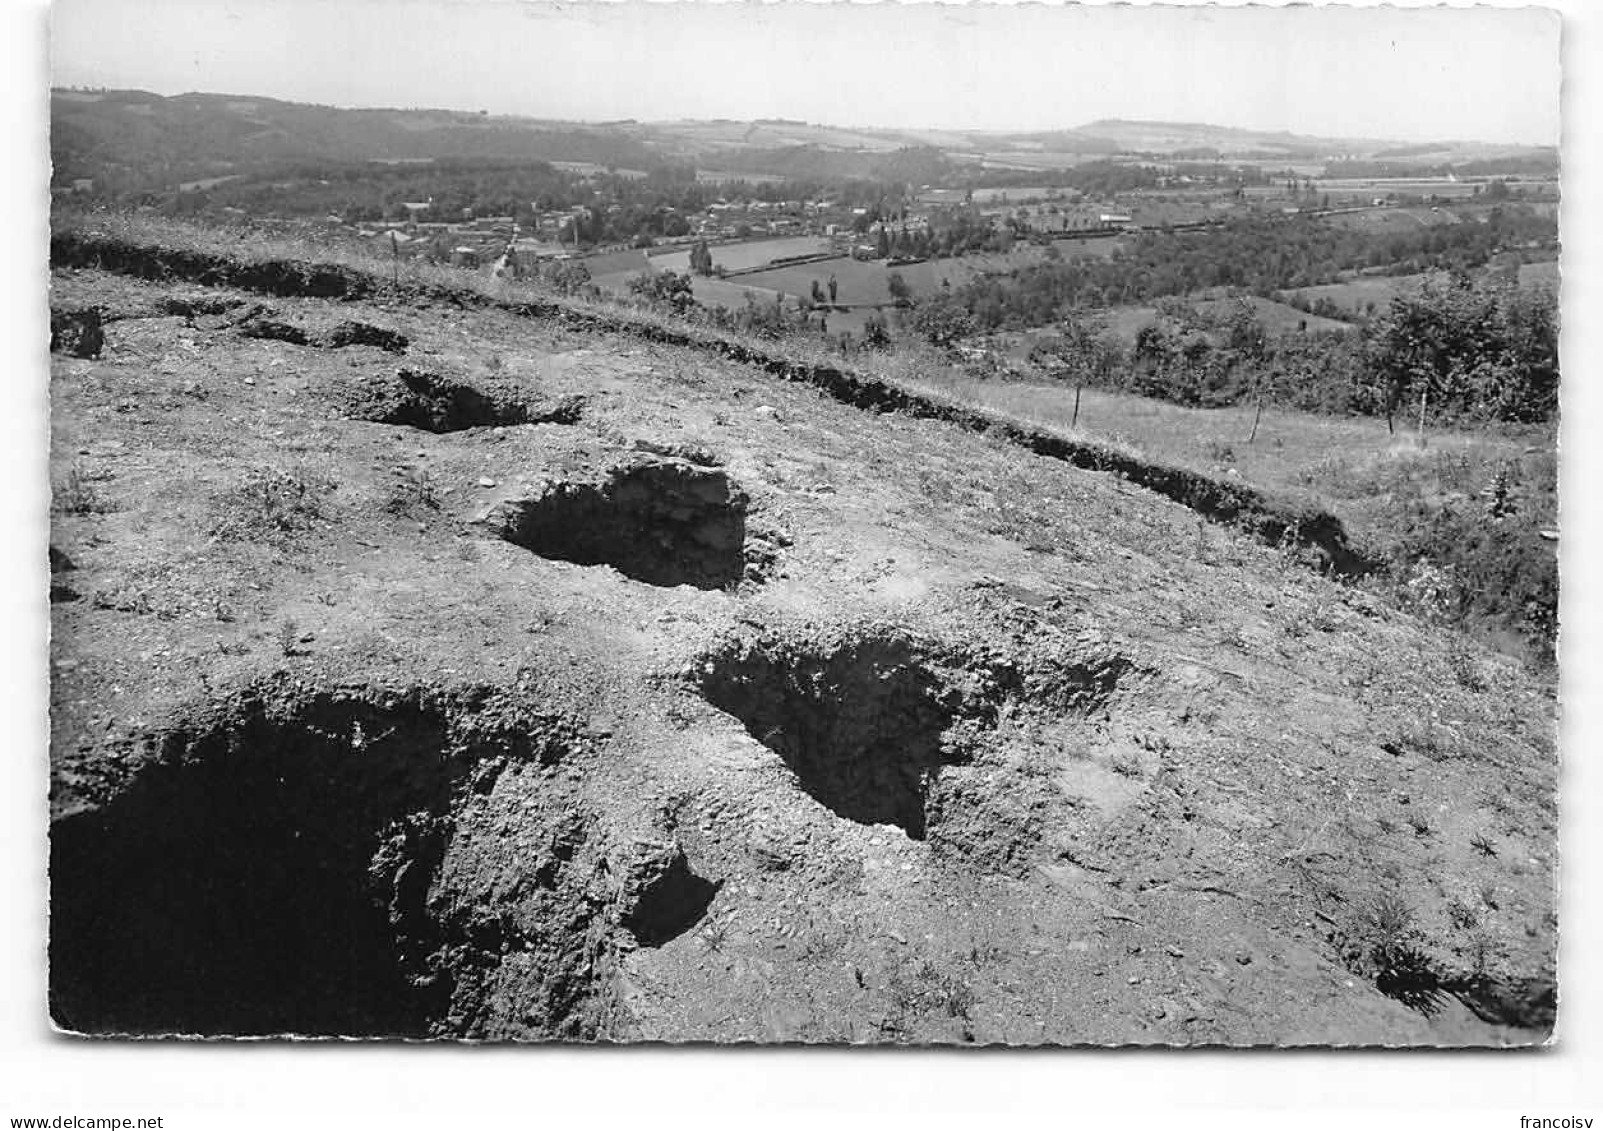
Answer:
[697,632,978,840]
[50,693,478,1038]
[484,458,750,591]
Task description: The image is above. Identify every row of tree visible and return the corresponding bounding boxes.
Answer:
[940,207,1557,326]
[1022,275,1557,425]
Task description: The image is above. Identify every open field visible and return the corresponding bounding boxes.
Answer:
[915,377,1537,516]
[1520,259,1560,287]
[1092,295,1353,344]
[1194,295,1354,335]
[653,236,833,275]
[741,256,981,306]
[1319,206,1478,233]
[1280,260,1559,317]
[1279,274,1432,317]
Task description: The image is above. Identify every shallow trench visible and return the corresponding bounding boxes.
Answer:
[354,368,580,433]
[484,457,750,590]
[49,685,586,1038]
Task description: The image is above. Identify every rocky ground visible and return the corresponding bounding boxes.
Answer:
[47,262,1557,1044]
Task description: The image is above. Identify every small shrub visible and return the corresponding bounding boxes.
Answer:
[54,464,114,515]
[1345,891,1446,1015]
[1446,899,1480,931]
[210,467,331,541]
[1109,750,1143,778]
[1446,637,1488,692]
[382,470,441,520]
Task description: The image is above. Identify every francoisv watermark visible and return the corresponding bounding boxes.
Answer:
[1519,1119,1596,1129]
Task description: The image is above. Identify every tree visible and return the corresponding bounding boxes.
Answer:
[862,312,892,350]
[827,275,839,305]
[541,259,593,296]
[910,293,977,348]
[887,271,911,307]
[689,240,714,276]
[1366,275,1557,425]
[628,269,695,313]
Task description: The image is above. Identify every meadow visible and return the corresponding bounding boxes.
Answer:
[1281,259,1558,317]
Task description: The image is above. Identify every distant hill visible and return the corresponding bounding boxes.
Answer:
[49,89,665,190]
[1069,118,1556,167]
[50,89,1557,193]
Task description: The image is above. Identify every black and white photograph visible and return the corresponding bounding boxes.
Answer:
[8,0,1599,1120]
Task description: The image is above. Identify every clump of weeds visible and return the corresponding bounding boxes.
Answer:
[209,466,333,542]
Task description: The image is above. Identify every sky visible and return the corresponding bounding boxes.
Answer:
[48,0,1561,146]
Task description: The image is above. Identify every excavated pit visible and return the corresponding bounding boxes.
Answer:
[353,368,581,433]
[698,632,991,839]
[484,457,750,590]
[48,686,574,1037]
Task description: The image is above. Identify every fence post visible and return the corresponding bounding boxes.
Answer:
[1248,395,1264,444]
[1072,382,1083,429]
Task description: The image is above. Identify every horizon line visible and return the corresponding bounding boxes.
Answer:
[48,84,1559,153]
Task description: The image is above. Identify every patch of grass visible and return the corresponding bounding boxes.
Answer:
[887,960,977,1025]
[1446,898,1480,932]
[1344,891,1446,1016]
[1109,750,1143,778]
[381,469,441,521]
[54,463,115,515]
[1446,637,1489,692]
[209,466,332,542]
[275,616,300,657]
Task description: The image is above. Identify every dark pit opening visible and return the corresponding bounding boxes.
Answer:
[487,458,749,591]
[49,693,483,1037]
[356,369,580,433]
[698,633,975,839]
[621,849,721,948]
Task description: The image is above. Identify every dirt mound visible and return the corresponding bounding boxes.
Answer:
[349,368,583,433]
[50,307,105,359]
[480,455,751,590]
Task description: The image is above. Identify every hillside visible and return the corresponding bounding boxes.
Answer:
[46,215,1557,1043]
[50,89,1559,194]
